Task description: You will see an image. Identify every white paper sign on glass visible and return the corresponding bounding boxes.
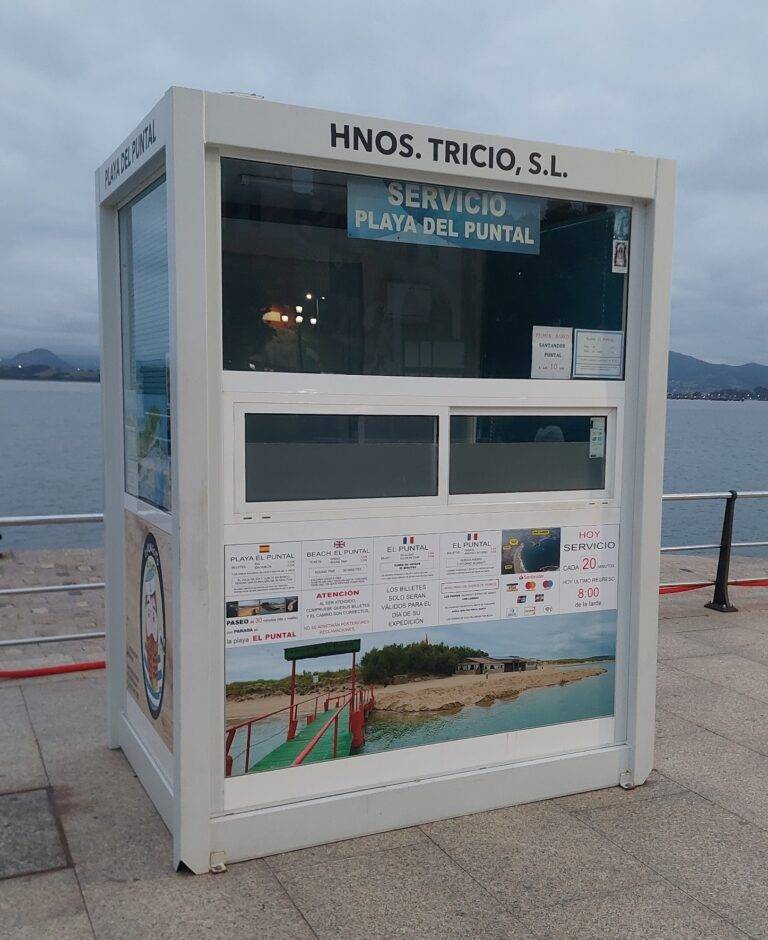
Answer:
[589,416,606,458]
[572,329,625,379]
[530,325,573,379]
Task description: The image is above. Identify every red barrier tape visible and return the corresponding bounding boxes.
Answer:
[659,582,713,595]
[659,577,768,596]
[0,660,105,680]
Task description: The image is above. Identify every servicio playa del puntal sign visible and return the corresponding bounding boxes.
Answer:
[348,176,540,253]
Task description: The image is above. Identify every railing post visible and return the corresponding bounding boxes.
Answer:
[287,660,298,740]
[705,490,739,613]
[224,727,236,777]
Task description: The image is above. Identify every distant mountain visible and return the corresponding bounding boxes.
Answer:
[0,347,98,382]
[0,345,764,391]
[668,351,768,392]
[3,348,72,370]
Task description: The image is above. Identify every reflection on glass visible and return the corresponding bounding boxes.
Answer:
[119,178,171,511]
[244,414,438,502]
[222,158,629,379]
[450,415,606,494]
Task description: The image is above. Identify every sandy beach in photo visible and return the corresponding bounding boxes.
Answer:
[225,663,607,724]
[371,665,606,713]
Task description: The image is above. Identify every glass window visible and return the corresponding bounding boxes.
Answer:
[450,415,607,494]
[119,177,171,511]
[244,414,438,502]
[222,158,630,379]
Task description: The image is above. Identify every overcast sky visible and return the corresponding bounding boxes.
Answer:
[1,1,765,363]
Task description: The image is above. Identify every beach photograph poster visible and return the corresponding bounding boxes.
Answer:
[224,610,617,778]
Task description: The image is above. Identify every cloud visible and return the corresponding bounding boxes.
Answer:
[1,1,765,362]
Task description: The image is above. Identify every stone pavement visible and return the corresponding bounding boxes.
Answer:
[1,550,768,938]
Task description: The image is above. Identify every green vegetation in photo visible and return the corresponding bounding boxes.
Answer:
[359,642,488,685]
[225,643,492,699]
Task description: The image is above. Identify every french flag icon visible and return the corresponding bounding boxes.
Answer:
[402,536,415,544]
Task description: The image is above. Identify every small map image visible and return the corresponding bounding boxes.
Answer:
[501,528,561,574]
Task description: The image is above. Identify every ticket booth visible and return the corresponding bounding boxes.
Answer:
[96,87,675,873]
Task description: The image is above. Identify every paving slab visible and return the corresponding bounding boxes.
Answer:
[657,631,719,660]
[655,705,699,740]
[0,868,93,940]
[659,611,744,632]
[82,859,314,940]
[0,789,68,879]
[0,687,47,794]
[671,651,768,703]
[657,664,768,754]
[422,801,660,914]
[576,791,768,938]
[266,826,428,873]
[275,840,531,939]
[654,723,761,783]
[519,881,744,939]
[659,589,768,616]
[548,770,686,812]
[677,623,768,664]
[653,720,768,829]
[21,676,174,885]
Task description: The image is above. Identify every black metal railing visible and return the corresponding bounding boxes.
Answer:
[661,491,768,611]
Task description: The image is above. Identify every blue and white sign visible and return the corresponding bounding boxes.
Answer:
[347,177,540,254]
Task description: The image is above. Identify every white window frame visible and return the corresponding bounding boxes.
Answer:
[232,401,444,514]
[116,168,173,521]
[446,405,618,506]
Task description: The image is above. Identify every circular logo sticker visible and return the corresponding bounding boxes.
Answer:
[139,533,166,720]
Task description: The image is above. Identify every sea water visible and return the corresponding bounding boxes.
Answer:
[360,661,616,755]
[0,380,102,549]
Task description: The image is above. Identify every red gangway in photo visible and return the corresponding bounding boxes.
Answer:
[224,638,375,776]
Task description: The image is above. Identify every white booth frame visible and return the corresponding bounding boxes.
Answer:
[97,87,674,872]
